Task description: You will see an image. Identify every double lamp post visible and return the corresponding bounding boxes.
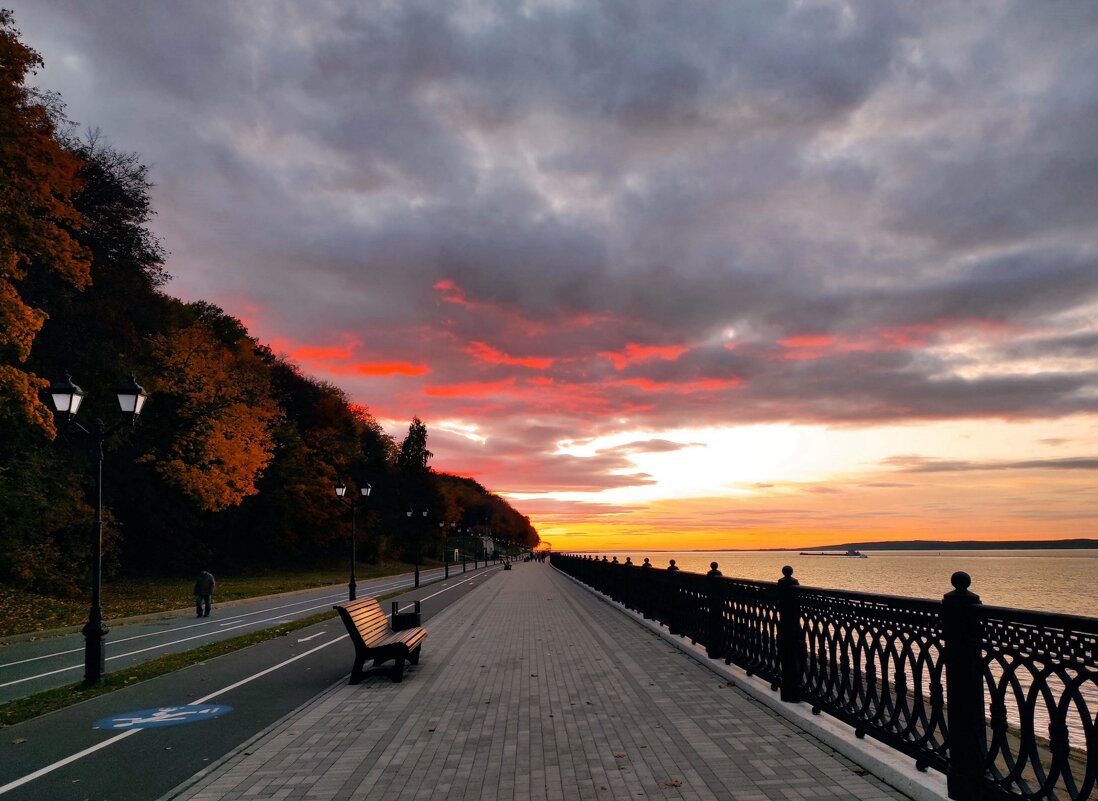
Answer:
[48,373,149,687]
[334,481,371,601]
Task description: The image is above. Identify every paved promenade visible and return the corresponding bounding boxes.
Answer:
[163,564,912,801]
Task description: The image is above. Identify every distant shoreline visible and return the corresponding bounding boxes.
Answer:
[780,538,1098,552]
[577,538,1098,553]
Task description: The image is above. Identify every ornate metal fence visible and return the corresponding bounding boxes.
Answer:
[551,554,1097,801]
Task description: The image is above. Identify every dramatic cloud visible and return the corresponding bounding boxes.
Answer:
[16,0,1098,546]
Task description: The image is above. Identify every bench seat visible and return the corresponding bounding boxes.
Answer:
[334,598,427,683]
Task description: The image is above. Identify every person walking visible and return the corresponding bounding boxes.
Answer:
[194,570,216,618]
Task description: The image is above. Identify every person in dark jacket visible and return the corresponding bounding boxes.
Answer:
[194,570,216,617]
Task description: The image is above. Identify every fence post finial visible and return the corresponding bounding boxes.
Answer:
[942,571,984,801]
[777,565,802,702]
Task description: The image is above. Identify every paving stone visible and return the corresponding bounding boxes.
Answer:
[166,565,914,801]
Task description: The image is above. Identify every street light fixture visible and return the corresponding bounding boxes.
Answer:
[47,373,148,687]
[335,481,371,600]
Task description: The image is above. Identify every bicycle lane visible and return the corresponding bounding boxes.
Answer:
[0,567,459,702]
[0,566,502,801]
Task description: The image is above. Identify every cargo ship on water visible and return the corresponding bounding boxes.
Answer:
[799,549,868,558]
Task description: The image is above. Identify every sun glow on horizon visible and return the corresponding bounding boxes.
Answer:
[507,415,1098,551]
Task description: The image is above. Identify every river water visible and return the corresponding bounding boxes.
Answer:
[582,549,1098,618]
[579,548,1098,769]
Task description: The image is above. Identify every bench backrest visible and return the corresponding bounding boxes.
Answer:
[335,598,391,643]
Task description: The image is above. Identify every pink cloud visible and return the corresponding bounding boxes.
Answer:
[434,279,476,307]
[774,318,1023,361]
[425,378,518,398]
[601,342,689,370]
[465,341,556,369]
[269,334,429,377]
[611,376,743,394]
[328,361,430,377]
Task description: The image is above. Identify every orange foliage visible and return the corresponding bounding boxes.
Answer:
[0,11,91,434]
[0,364,53,434]
[145,324,280,511]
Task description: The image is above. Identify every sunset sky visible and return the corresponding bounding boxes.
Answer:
[16,1,1098,552]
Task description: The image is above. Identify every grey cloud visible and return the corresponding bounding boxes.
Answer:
[1000,332,1098,360]
[882,456,1098,473]
[602,439,704,455]
[12,0,1098,496]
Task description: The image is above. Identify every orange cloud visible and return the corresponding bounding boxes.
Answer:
[612,377,743,394]
[422,376,651,417]
[425,378,518,398]
[601,342,689,370]
[270,334,427,378]
[466,341,555,369]
[328,362,430,377]
[779,334,836,349]
[290,344,356,361]
[270,334,363,364]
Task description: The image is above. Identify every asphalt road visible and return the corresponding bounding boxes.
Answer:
[0,563,494,703]
[0,564,503,801]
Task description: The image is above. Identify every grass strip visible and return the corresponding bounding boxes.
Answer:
[0,568,452,728]
[0,560,436,638]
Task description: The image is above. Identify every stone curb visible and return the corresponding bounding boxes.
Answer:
[554,567,950,801]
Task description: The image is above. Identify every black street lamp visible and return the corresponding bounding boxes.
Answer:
[439,522,448,579]
[48,373,148,687]
[406,508,428,587]
[335,481,371,600]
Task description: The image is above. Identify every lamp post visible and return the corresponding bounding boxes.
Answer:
[48,373,148,687]
[406,509,428,587]
[440,522,448,579]
[335,481,371,601]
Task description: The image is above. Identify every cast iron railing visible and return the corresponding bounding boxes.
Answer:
[551,553,1097,801]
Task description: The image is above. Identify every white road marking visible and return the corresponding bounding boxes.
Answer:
[0,569,455,687]
[0,600,332,689]
[0,571,444,670]
[393,565,502,613]
[0,564,497,794]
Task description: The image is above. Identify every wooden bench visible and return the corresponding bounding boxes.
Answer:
[333,598,427,684]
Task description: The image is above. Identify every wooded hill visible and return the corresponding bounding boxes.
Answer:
[0,11,537,595]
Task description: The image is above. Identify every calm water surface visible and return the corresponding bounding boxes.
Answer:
[583,549,1098,618]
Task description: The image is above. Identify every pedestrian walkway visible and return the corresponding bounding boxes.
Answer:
[163,564,912,801]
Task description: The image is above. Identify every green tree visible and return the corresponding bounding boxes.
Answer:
[396,416,432,475]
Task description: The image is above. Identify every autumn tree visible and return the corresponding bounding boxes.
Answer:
[0,12,537,584]
[434,473,540,553]
[143,307,280,512]
[0,10,90,435]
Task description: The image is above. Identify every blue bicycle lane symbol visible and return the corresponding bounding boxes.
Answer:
[94,704,233,730]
